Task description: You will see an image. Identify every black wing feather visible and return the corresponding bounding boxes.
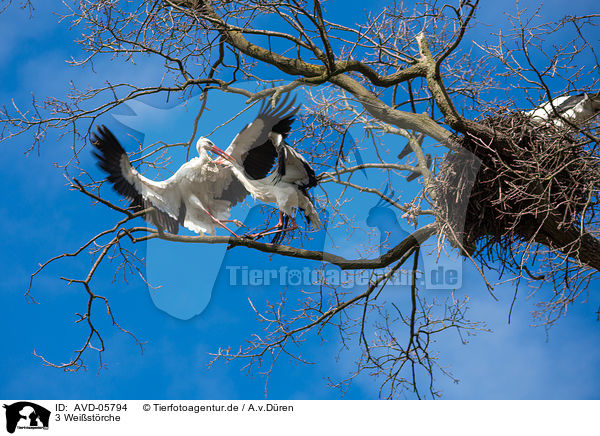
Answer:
[552,93,586,115]
[238,94,304,181]
[218,175,248,206]
[257,93,299,123]
[242,139,278,180]
[91,125,180,234]
[276,144,286,179]
[300,158,317,189]
[271,115,295,138]
[297,185,317,226]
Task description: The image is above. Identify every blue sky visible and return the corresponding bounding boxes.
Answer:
[1,0,599,400]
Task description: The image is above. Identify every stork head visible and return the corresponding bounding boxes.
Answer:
[196,137,236,164]
[196,137,216,155]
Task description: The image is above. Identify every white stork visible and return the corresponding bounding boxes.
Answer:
[526,91,600,127]
[210,94,321,242]
[91,125,247,236]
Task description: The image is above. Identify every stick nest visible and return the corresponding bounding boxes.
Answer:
[437,112,599,262]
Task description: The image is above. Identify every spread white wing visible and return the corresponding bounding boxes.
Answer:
[92,126,247,234]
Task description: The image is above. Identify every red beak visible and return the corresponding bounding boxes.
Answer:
[211,145,235,164]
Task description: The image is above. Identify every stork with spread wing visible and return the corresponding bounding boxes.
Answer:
[91,125,247,236]
[207,94,321,243]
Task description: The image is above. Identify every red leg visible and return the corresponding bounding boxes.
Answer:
[221,219,247,229]
[203,206,240,238]
[245,211,285,240]
[258,217,297,238]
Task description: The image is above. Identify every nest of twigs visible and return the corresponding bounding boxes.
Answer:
[437,112,598,261]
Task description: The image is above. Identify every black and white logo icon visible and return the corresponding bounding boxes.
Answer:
[3,402,50,434]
